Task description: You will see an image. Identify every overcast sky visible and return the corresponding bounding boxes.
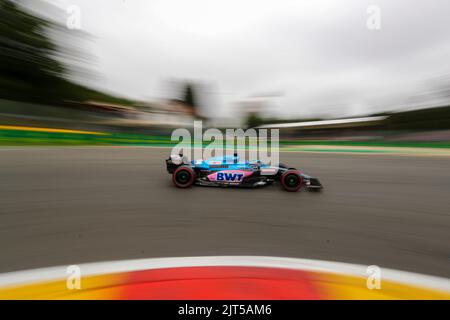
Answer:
[31,0,450,118]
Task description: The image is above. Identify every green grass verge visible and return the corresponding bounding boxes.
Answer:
[1,128,450,149]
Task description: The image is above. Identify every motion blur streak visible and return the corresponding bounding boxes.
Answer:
[1,0,450,299]
[0,148,449,278]
[1,256,449,299]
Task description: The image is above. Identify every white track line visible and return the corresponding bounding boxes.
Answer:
[0,256,449,292]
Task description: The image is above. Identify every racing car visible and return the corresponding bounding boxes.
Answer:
[166,153,323,192]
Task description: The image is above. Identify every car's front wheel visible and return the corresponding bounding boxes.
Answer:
[172,166,196,188]
[280,170,303,192]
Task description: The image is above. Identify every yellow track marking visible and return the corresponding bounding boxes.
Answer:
[0,125,107,135]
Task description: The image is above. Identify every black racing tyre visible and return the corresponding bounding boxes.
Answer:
[172,166,196,188]
[280,170,303,192]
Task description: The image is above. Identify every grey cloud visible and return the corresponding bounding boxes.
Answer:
[34,0,450,117]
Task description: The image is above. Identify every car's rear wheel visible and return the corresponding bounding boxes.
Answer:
[173,166,196,188]
[280,170,303,192]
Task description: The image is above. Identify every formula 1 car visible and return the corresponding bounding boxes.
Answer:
[166,153,323,192]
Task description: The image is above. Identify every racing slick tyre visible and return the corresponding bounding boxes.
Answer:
[280,170,303,192]
[172,166,196,188]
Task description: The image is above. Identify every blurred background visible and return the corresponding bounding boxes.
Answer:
[1,0,450,146]
[1,0,450,284]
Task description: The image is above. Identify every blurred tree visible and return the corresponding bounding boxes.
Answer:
[183,84,195,107]
[181,83,200,117]
[0,0,69,102]
[0,0,135,106]
[246,112,264,128]
[387,105,450,130]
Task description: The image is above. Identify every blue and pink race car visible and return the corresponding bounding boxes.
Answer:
[166,153,323,192]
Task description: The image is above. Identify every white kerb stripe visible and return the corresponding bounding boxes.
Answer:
[0,256,449,292]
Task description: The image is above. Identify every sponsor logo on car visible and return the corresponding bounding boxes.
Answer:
[207,170,252,184]
[217,172,244,181]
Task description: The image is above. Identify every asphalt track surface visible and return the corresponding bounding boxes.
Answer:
[0,147,449,277]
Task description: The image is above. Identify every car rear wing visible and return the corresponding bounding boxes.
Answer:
[166,154,190,173]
